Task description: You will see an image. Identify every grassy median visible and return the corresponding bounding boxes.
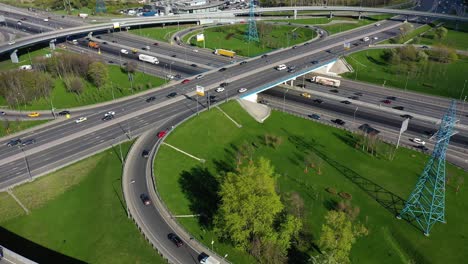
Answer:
[154,101,468,264]
[0,141,165,263]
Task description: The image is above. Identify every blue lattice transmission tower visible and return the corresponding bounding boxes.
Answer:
[397,101,457,236]
[245,0,259,42]
[95,0,107,14]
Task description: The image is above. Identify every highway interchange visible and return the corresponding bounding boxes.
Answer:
[1,1,468,263]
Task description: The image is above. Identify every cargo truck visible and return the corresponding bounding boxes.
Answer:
[214,49,236,58]
[310,76,341,87]
[138,54,159,64]
[88,41,100,49]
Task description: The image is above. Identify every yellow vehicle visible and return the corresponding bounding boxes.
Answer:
[214,49,236,58]
[131,48,138,54]
[301,93,312,98]
[28,112,40,117]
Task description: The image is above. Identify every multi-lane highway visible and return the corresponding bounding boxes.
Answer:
[0,19,409,188]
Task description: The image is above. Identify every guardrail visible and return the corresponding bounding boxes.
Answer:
[0,245,38,264]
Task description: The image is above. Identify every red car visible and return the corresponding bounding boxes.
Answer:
[181,79,191,84]
[382,99,392,104]
[157,131,167,138]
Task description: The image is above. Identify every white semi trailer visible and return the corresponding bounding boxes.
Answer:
[310,76,341,87]
[138,54,159,64]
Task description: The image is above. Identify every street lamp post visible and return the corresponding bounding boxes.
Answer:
[353,106,359,121]
[19,146,33,181]
[283,89,289,112]
[404,71,410,92]
[460,79,467,100]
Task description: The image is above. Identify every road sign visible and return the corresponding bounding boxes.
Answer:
[196,85,205,96]
[400,118,409,134]
[196,33,205,42]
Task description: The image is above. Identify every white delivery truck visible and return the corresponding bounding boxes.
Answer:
[310,76,341,87]
[138,54,159,64]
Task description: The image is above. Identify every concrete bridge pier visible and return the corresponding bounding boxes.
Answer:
[294,9,297,20]
[10,49,18,63]
[49,39,56,50]
[358,11,362,20]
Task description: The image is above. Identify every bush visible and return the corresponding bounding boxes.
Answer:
[339,192,353,200]
[326,187,337,195]
[64,76,84,94]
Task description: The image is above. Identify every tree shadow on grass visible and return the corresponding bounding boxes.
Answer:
[284,131,413,225]
[332,132,358,150]
[179,166,220,228]
[0,227,85,264]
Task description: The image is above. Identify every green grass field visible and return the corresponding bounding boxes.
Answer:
[0,48,165,110]
[186,24,315,57]
[320,15,394,35]
[154,101,468,264]
[0,119,48,137]
[130,24,195,42]
[343,49,468,99]
[0,141,165,263]
[272,14,393,26]
[419,30,468,51]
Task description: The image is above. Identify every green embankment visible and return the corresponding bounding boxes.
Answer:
[154,101,468,264]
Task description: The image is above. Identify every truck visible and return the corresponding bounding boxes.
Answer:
[310,76,341,87]
[214,49,235,58]
[88,41,100,49]
[199,254,220,264]
[143,11,157,16]
[138,54,159,64]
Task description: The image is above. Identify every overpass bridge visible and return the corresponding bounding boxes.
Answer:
[1,5,467,55]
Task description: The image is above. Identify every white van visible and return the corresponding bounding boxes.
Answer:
[121,49,129,54]
[362,37,370,42]
[276,64,287,71]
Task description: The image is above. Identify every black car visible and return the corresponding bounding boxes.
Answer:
[220,82,229,87]
[308,114,321,120]
[354,92,363,96]
[261,54,268,58]
[258,99,268,105]
[0,111,5,115]
[401,114,413,119]
[171,54,177,58]
[168,233,184,247]
[102,115,114,121]
[341,100,351,105]
[311,60,319,64]
[240,61,247,65]
[58,110,70,116]
[174,74,181,79]
[146,96,156,103]
[292,45,297,49]
[142,150,149,158]
[209,95,217,102]
[313,99,323,104]
[112,40,117,43]
[330,89,339,93]
[167,92,177,98]
[386,96,397,100]
[7,138,21,147]
[190,64,197,67]
[22,139,36,146]
[288,69,296,73]
[140,194,151,205]
[102,41,107,44]
[332,119,346,125]
[304,42,310,46]
[96,36,102,39]
[219,68,227,72]
[297,84,306,88]
[348,96,359,100]
[393,106,405,110]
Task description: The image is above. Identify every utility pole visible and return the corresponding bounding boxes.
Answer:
[283,89,289,112]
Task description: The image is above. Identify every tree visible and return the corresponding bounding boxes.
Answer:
[286,192,305,218]
[434,27,448,41]
[87,61,108,88]
[318,210,368,264]
[215,158,283,250]
[125,61,138,73]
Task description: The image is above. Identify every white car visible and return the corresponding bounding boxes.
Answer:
[373,36,379,40]
[75,117,87,123]
[43,18,49,22]
[412,138,426,145]
[105,111,115,117]
[8,40,15,45]
[120,49,129,54]
[196,75,203,79]
[375,23,381,27]
[166,74,175,80]
[238,88,247,93]
[215,87,225,93]
[276,64,287,71]
[193,49,199,53]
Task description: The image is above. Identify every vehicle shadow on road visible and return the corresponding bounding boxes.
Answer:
[179,166,220,228]
[0,227,86,264]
